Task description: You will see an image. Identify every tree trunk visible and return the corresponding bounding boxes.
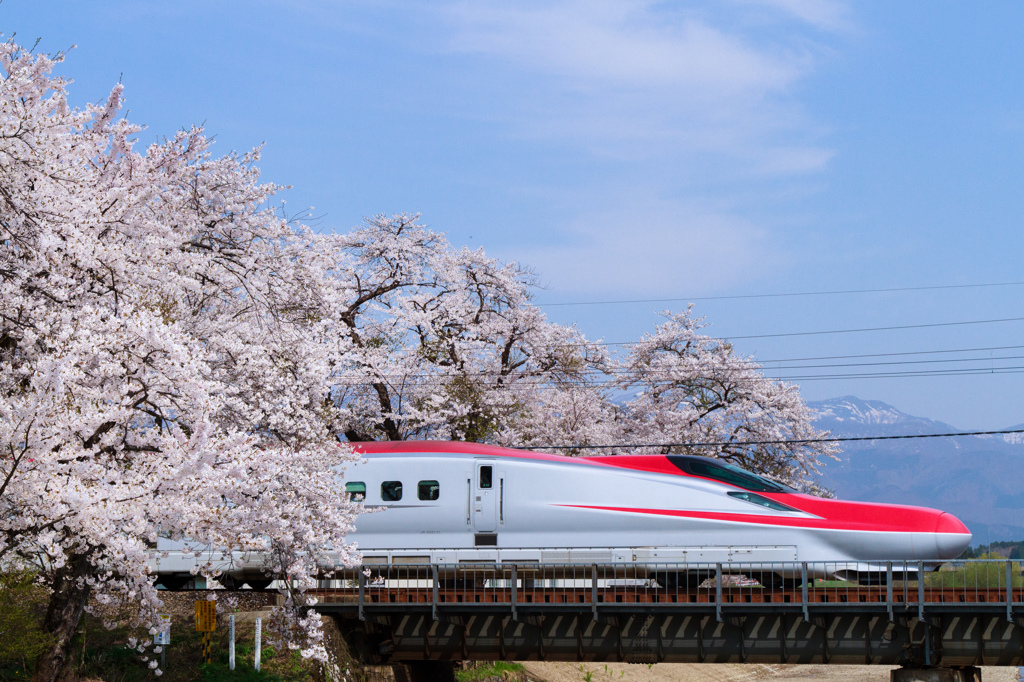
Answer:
[33,553,92,682]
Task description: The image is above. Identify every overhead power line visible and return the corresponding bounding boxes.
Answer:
[758,344,1024,364]
[590,316,1024,345]
[538,281,1024,308]
[720,316,1024,341]
[330,360,1024,385]
[519,428,1024,451]
[773,366,1024,381]
[327,344,1024,382]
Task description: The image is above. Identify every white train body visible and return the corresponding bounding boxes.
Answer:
[346,442,971,573]
[151,441,971,588]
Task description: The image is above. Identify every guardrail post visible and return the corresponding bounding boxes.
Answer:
[358,570,365,622]
[1008,560,1014,623]
[511,563,518,622]
[886,562,893,622]
[918,561,925,623]
[432,564,439,622]
[715,563,723,623]
[591,564,598,622]
[801,563,809,622]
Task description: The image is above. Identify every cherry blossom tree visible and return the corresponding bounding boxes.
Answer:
[328,214,608,445]
[0,42,360,680]
[323,224,834,489]
[0,36,836,682]
[613,308,838,489]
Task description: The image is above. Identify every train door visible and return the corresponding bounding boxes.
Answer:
[472,460,498,534]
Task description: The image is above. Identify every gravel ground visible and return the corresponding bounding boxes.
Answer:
[154,589,278,617]
[521,662,1022,682]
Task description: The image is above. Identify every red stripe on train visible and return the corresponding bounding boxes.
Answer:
[556,504,968,534]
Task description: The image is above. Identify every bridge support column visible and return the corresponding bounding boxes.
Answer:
[392,661,456,682]
[891,666,981,682]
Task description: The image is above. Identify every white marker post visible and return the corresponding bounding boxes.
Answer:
[228,614,235,670]
[155,614,171,671]
[254,617,262,672]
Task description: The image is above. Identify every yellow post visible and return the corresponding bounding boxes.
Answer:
[195,601,216,664]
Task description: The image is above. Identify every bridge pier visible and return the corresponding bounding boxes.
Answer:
[891,667,982,682]
[391,661,456,682]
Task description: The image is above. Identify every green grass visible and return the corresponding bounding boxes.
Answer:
[5,610,317,682]
[927,556,1024,589]
[455,661,525,681]
[0,571,53,678]
[811,580,858,588]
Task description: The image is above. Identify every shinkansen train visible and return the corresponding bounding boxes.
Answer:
[151,441,971,589]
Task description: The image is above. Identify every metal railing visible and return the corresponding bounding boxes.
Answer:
[312,560,1024,622]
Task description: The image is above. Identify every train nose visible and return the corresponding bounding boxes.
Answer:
[934,512,972,559]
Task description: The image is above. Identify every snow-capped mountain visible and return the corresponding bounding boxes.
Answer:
[808,396,1024,544]
[811,395,958,436]
[990,423,1024,446]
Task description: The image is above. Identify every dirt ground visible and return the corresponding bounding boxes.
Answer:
[521,662,1022,681]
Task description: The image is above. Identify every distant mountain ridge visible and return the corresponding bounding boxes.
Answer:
[811,395,958,435]
[808,396,1024,544]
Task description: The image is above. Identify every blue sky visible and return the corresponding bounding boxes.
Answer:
[5,0,1024,429]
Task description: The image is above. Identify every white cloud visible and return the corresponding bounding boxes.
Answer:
[511,197,776,297]
[428,1,847,297]
[446,1,803,93]
[737,0,853,32]
[440,0,838,172]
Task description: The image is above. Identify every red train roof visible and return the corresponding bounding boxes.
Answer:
[347,440,597,465]
[342,441,971,535]
[346,441,695,473]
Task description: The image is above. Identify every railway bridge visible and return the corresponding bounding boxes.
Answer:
[311,560,1024,682]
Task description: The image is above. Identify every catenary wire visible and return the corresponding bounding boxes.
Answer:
[517,428,1024,450]
[329,366,1024,392]
[536,281,1024,307]
[757,344,1024,364]
[622,316,1024,344]
[325,345,1024,381]
[327,355,1024,384]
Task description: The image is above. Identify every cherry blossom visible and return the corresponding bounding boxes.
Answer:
[0,41,360,679]
[324,220,835,489]
[0,37,835,682]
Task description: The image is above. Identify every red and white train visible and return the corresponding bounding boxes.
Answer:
[340,441,971,586]
[152,441,971,588]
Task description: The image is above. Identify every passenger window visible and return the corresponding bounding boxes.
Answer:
[418,480,440,501]
[381,481,403,502]
[479,466,492,489]
[345,482,366,502]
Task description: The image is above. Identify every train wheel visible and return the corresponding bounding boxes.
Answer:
[856,572,894,586]
[219,575,243,590]
[155,575,190,591]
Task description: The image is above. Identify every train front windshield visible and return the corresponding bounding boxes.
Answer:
[667,456,794,493]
